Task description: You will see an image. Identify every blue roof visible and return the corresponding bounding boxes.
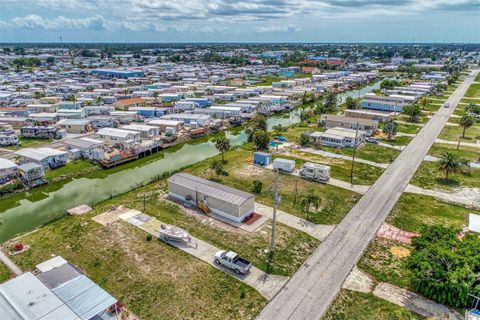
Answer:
[52,275,116,320]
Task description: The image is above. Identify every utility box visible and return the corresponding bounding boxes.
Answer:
[273,158,295,172]
[299,162,331,182]
[253,152,272,166]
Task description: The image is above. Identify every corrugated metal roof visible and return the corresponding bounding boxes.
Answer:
[52,275,116,320]
[168,173,254,206]
[0,272,80,320]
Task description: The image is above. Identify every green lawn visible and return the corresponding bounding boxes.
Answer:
[429,143,480,161]
[322,143,401,164]
[325,289,424,320]
[396,123,420,134]
[475,73,480,82]
[465,83,480,98]
[411,161,480,191]
[387,193,474,232]
[438,123,480,141]
[381,135,412,146]
[3,211,266,319]
[0,261,13,284]
[285,149,384,185]
[186,147,360,224]
[4,137,52,150]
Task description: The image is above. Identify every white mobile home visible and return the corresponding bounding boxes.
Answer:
[312,127,366,148]
[121,124,160,140]
[97,127,141,147]
[15,147,68,169]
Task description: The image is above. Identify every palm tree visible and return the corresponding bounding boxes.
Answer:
[300,189,321,221]
[215,138,231,163]
[383,120,398,140]
[438,152,466,181]
[419,97,429,110]
[460,115,475,139]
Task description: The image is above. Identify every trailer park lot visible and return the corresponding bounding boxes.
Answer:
[2,73,480,319]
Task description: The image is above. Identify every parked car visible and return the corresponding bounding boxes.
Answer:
[214,250,252,274]
[366,137,380,144]
[443,102,450,108]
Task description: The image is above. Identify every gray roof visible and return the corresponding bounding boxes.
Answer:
[168,173,254,206]
[0,272,80,320]
[37,263,82,290]
[52,275,116,320]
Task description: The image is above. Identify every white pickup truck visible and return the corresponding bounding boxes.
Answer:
[214,250,252,274]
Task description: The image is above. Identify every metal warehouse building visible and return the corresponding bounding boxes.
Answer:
[168,173,255,223]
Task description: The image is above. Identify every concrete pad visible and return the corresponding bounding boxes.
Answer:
[299,147,389,168]
[406,184,480,209]
[373,282,459,319]
[342,266,374,293]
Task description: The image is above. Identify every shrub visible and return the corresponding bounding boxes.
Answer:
[146,234,153,241]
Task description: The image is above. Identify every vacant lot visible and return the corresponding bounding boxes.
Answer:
[411,161,480,191]
[438,123,480,141]
[3,137,51,150]
[396,123,420,134]
[429,143,480,161]
[382,135,413,146]
[322,143,400,164]
[186,147,360,224]
[359,238,412,289]
[387,193,473,232]
[325,289,424,320]
[4,212,266,319]
[465,83,480,98]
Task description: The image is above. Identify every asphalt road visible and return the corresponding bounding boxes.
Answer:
[258,70,479,320]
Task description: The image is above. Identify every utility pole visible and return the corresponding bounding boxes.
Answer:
[350,122,359,185]
[270,169,280,253]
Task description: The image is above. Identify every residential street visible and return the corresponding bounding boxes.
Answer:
[257,70,479,320]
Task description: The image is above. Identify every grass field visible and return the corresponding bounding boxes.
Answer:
[4,137,52,150]
[322,143,401,164]
[186,147,360,224]
[475,73,480,82]
[324,289,424,320]
[438,123,480,141]
[0,261,13,283]
[396,123,420,134]
[381,135,413,146]
[411,161,480,191]
[429,143,480,161]
[387,193,473,232]
[465,83,480,98]
[358,238,412,289]
[3,212,266,319]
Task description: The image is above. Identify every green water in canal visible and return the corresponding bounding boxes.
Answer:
[0,81,380,242]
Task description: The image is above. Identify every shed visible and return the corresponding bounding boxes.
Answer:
[253,152,272,166]
[468,213,480,234]
[168,173,255,223]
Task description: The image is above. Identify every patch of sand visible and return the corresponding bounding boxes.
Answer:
[389,246,411,258]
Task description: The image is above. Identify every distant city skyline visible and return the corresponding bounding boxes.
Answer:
[1,0,479,43]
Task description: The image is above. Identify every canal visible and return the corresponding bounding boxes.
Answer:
[0,81,381,242]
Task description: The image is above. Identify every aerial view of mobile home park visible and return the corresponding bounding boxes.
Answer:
[1,2,480,319]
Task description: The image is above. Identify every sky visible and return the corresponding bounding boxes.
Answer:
[0,0,479,43]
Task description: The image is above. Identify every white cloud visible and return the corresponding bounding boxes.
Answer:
[3,15,110,31]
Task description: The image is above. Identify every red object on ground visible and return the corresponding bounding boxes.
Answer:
[13,243,24,251]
